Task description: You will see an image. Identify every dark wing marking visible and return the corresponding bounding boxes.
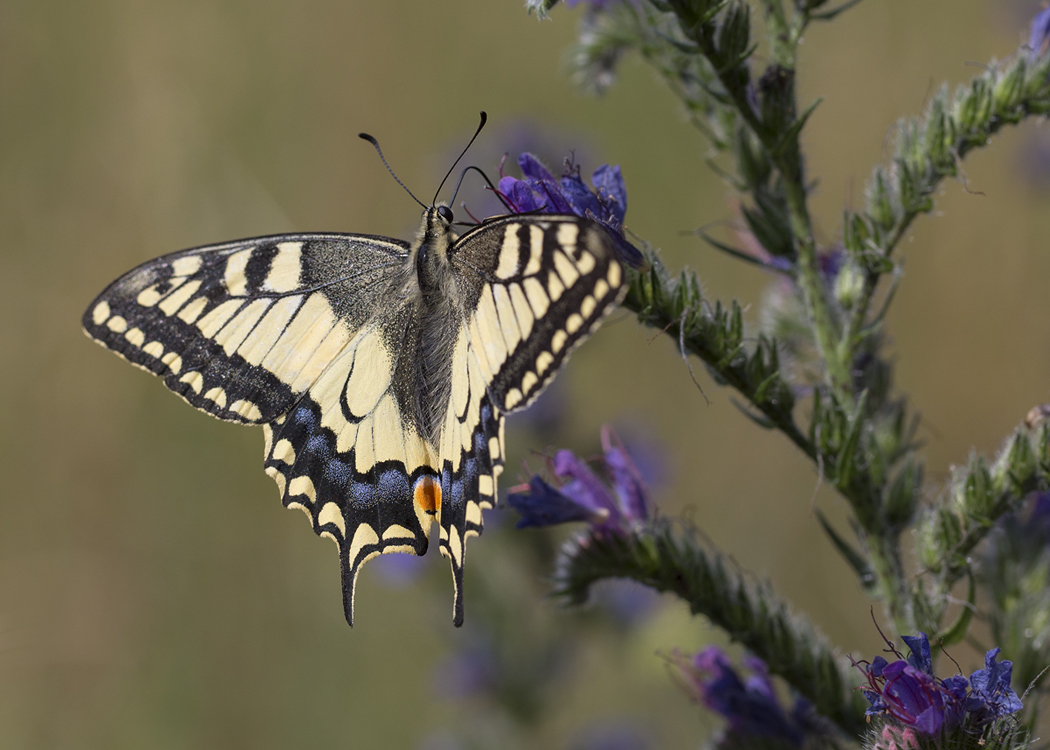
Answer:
[83,233,408,424]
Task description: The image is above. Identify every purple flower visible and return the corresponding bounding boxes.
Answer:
[498,153,643,267]
[818,246,845,281]
[505,475,606,528]
[1030,7,1050,54]
[507,427,650,531]
[900,633,933,674]
[856,633,1023,736]
[863,658,946,734]
[556,0,640,11]
[675,647,809,748]
[967,648,1024,723]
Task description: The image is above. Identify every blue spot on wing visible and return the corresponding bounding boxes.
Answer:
[350,480,377,510]
[306,434,330,461]
[377,468,410,501]
[325,458,351,487]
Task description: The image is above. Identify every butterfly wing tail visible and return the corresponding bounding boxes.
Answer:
[265,396,433,628]
[438,399,504,626]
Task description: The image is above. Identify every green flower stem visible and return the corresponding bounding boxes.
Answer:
[554,519,869,736]
[783,179,852,398]
[625,251,917,629]
[760,0,798,68]
[918,423,1050,591]
[623,255,811,458]
[624,252,907,621]
[843,51,1050,374]
[664,2,852,400]
[757,0,790,64]
[865,535,911,636]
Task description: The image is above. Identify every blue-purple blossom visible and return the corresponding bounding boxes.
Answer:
[818,247,845,281]
[507,427,650,531]
[497,153,643,267]
[862,656,946,734]
[856,633,1023,736]
[370,551,428,587]
[1030,7,1050,54]
[533,0,640,14]
[966,648,1025,723]
[675,647,811,748]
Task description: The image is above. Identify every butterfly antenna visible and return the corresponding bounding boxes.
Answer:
[450,165,513,212]
[358,132,427,209]
[432,112,488,206]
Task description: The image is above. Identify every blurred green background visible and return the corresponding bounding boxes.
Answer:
[3,0,1050,747]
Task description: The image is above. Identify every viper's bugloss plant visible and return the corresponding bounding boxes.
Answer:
[496,1,1050,748]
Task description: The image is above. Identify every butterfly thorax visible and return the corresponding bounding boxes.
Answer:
[398,205,462,442]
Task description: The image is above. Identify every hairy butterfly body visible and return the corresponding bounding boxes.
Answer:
[83,202,626,626]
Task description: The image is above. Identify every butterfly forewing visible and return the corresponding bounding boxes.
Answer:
[450,215,627,414]
[83,233,408,424]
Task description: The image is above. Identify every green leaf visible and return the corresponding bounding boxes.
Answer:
[932,572,976,647]
[697,230,793,273]
[815,509,877,591]
[730,397,776,429]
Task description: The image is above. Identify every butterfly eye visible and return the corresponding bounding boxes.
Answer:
[437,205,454,224]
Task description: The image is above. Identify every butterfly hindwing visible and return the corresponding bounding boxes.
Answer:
[261,307,505,625]
[83,233,408,424]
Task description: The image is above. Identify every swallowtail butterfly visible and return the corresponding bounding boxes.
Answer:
[83,126,626,626]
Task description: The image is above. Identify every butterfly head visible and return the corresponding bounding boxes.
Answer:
[419,202,456,244]
[414,202,458,297]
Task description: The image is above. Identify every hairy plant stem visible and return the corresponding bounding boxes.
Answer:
[555,520,870,736]
[866,535,911,635]
[842,54,1050,380]
[782,179,851,398]
[640,0,916,635]
[622,254,813,458]
[669,4,853,401]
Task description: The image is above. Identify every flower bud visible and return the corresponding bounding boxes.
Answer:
[834,260,866,310]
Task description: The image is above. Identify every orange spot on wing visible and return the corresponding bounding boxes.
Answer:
[413,475,442,515]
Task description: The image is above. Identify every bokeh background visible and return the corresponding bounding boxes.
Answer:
[3,0,1050,747]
